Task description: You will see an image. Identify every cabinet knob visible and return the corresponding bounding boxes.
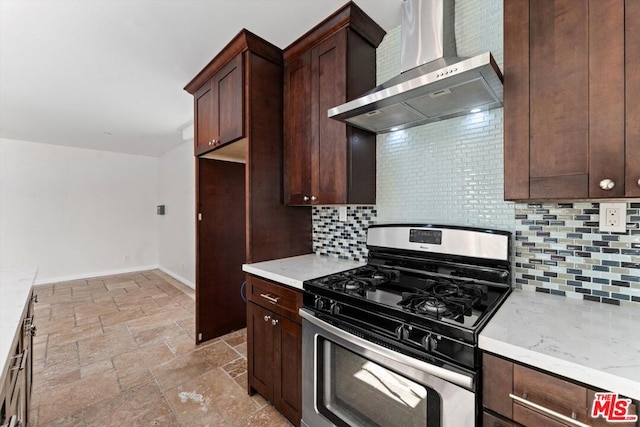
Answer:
[599,179,616,190]
[637,178,640,187]
[303,196,310,202]
[271,319,279,326]
[310,196,318,201]
[263,315,271,322]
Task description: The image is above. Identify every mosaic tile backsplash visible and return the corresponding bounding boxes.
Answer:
[514,202,640,308]
[312,206,376,261]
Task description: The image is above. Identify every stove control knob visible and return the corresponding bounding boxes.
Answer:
[395,325,408,340]
[330,302,341,315]
[422,334,438,352]
[314,297,326,310]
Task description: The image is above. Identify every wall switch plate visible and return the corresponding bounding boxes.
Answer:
[599,202,626,233]
[338,206,347,222]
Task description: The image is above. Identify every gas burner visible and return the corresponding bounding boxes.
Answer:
[417,298,448,314]
[322,266,397,295]
[397,280,487,321]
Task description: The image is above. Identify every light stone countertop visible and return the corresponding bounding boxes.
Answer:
[0,267,37,386]
[242,254,365,290]
[479,289,640,401]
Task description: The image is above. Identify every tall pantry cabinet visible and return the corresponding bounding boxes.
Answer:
[184,30,311,344]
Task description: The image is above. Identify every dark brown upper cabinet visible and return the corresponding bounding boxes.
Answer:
[504,0,640,200]
[283,2,385,206]
[192,54,244,156]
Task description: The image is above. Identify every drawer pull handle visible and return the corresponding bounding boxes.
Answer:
[260,293,280,304]
[10,349,28,371]
[509,393,589,427]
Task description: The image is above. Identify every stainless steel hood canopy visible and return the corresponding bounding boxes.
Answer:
[328,0,503,134]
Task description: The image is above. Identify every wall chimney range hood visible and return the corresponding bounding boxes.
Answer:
[328,0,503,134]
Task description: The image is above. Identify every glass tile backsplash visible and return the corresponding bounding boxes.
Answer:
[514,202,640,308]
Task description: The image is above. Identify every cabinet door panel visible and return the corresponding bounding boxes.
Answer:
[529,0,589,198]
[196,159,246,343]
[503,0,531,200]
[284,52,312,205]
[626,0,640,197]
[215,54,244,145]
[195,83,215,154]
[274,316,302,425]
[588,0,625,198]
[312,30,348,204]
[247,302,274,400]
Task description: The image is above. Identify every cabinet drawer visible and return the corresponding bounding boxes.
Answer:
[483,411,515,427]
[247,275,302,323]
[513,364,587,425]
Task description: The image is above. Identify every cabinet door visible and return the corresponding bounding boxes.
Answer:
[529,0,590,199]
[284,51,313,205]
[194,82,216,154]
[626,0,640,197]
[273,316,302,425]
[247,302,274,400]
[196,159,246,343]
[193,54,244,156]
[505,0,627,200]
[311,30,348,204]
[214,54,244,147]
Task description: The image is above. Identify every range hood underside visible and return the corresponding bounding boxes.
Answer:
[328,53,504,134]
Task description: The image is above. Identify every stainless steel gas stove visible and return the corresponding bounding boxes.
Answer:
[300,224,511,427]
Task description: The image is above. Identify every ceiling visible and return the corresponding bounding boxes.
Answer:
[0,0,401,157]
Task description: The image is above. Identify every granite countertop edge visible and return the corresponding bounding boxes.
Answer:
[242,253,365,290]
[479,289,640,401]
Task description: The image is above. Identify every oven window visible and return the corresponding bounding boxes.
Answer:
[318,338,441,427]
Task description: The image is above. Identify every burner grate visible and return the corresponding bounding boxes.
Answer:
[397,280,488,321]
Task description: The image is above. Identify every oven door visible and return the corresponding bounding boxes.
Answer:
[300,308,476,427]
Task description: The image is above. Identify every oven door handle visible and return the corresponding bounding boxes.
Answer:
[299,308,474,390]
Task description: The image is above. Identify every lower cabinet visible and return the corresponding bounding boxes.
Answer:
[246,275,302,425]
[483,352,638,427]
[1,291,35,427]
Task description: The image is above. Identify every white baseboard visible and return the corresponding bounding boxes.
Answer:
[157,266,195,289]
[33,264,160,286]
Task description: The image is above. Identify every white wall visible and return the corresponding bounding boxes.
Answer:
[0,138,158,283]
[157,139,196,288]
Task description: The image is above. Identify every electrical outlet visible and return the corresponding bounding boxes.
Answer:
[599,202,626,233]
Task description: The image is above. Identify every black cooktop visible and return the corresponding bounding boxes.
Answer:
[306,264,504,330]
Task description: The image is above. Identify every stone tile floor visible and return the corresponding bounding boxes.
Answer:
[30,269,291,426]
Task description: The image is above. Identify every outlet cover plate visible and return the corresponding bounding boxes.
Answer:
[599,202,626,233]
